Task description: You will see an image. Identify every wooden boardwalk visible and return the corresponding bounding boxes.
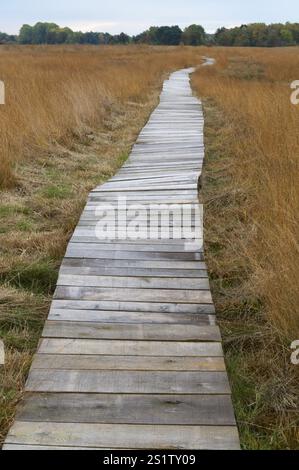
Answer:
[4,67,240,450]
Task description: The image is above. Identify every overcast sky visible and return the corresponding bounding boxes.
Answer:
[1,0,298,35]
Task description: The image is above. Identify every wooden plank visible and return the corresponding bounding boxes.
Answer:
[70,236,203,244]
[38,338,222,357]
[85,198,199,204]
[43,321,221,341]
[88,194,198,201]
[61,257,207,270]
[65,248,204,262]
[59,265,208,278]
[92,185,198,192]
[57,275,210,291]
[54,286,213,304]
[74,220,200,228]
[31,354,225,371]
[17,393,235,425]
[5,422,240,449]
[49,309,216,325]
[98,171,199,176]
[65,243,203,254]
[26,370,230,394]
[101,176,199,186]
[51,299,216,314]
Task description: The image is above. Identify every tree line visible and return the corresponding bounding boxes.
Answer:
[1,22,299,47]
[0,32,18,44]
[215,23,299,47]
[2,23,205,46]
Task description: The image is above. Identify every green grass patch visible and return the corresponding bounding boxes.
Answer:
[117,152,129,166]
[2,260,58,295]
[16,220,33,232]
[41,184,73,200]
[0,205,32,218]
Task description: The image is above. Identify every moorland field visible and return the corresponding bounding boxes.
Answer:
[0,45,298,448]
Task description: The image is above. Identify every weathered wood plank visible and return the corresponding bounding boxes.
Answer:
[65,248,204,262]
[17,393,235,425]
[26,370,229,394]
[43,321,221,341]
[38,338,223,357]
[49,309,216,325]
[54,286,213,304]
[31,354,225,371]
[61,257,207,270]
[51,299,216,314]
[60,265,208,278]
[57,275,210,291]
[66,243,203,254]
[5,422,240,450]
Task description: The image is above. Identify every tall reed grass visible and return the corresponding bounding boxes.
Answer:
[192,47,299,448]
[193,47,299,338]
[0,45,201,187]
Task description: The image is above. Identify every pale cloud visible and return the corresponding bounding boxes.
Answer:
[67,21,151,34]
[67,21,119,33]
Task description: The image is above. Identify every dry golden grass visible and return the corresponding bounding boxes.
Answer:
[1,44,298,448]
[193,46,299,338]
[0,44,204,443]
[192,47,299,448]
[0,45,201,187]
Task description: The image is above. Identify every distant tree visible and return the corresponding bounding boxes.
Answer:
[133,26,182,45]
[116,32,131,44]
[99,33,115,44]
[0,32,17,44]
[265,24,284,47]
[156,26,182,45]
[58,27,74,44]
[98,33,109,44]
[182,24,206,45]
[147,27,159,44]
[31,22,59,44]
[19,24,33,44]
[288,22,299,43]
[233,25,251,46]
[248,23,268,47]
[215,27,233,46]
[83,32,100,44]
[280,28,294,45]
[205,33,216,46]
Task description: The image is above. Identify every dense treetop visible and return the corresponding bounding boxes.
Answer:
[1,21,299,46]
[0,32,18,44]
[214,23,299,47]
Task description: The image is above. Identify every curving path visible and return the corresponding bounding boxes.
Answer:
[4,65,240,450]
